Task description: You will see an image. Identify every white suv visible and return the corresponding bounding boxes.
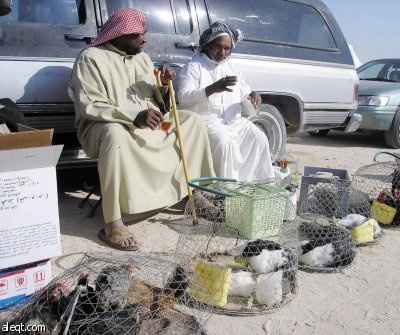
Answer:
[0,0,360,167]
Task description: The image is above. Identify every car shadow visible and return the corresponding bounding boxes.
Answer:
[288,130,391,149]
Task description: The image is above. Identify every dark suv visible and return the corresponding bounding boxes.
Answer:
[0,0,360,167]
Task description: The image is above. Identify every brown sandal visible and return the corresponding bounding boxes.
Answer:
[98,227,141,251]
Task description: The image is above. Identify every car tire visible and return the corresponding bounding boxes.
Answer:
[247,103,287,161]
[384,106,400,148]
[308,129,330,137]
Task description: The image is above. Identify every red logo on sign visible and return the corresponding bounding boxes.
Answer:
[15,275,27,287]
[34,270,45,282]
[0,280,7,291]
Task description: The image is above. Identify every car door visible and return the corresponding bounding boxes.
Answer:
[0,0,97,132]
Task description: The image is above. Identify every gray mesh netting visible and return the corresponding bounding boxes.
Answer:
[0,253,211,335]
[176,180,299,315]
[297,215,357,273]
[298,167,351,218]
[351,151,400,230]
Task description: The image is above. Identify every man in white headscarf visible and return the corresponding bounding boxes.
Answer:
[70,8,215,251]
[177,21,274,182]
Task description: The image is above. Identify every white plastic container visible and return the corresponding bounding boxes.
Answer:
[274,166,291,187]
[284,185,297,221]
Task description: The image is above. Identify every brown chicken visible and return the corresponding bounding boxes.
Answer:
[122,264,188,319]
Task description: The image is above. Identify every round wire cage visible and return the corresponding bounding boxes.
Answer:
[336,186,383,246]
[177,179,299,316]
[298,179,382,247]
[0,253,211,335]
[297,214,357,273]
[351,153,400,230]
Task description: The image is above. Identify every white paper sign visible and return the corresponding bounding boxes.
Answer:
[0,167,61,269]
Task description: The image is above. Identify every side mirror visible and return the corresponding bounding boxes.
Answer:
[0,0,12,17]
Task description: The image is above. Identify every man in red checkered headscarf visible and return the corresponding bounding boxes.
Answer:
[88,8,146,48]
[70,8,215,251]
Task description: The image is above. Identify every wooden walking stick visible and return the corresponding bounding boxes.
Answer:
[155,70,198,224]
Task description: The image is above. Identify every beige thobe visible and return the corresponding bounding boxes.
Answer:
[70,43,215,223]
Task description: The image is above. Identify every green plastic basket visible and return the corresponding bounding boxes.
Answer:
[188,178,289,239]
[224,184,288,239]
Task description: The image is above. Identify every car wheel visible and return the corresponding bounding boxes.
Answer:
[384,106,400,148]
[247,104,287,161]
[308,129,330,137]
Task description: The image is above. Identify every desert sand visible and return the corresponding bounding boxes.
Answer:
[54,131,400,335]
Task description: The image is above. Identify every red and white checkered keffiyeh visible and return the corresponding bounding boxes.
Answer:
[89,8,146,48]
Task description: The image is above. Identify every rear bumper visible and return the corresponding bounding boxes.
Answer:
[344,112,362,132]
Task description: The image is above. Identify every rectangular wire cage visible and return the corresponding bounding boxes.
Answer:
[299,166,350,218]
[224,183,289,239]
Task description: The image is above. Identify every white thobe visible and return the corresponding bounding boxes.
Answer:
[177,53,274,182]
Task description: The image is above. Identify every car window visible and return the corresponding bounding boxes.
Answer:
[104,0,191,35]
[358,60,400,81]
[205,0,336,50]
[174,0,191,35]
[0,0,80,25]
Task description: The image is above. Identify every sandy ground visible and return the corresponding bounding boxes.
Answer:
[54,130,400,335]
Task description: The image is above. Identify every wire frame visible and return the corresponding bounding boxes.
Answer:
[297,214,357,273]
[177,181,299,316]
[335,184,384,246]
[0,253,211,335]
[351,160,400,230]
[298,178,380,257]
[299,178,351,218]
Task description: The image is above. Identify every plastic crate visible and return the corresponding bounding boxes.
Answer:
[225,184,289,239]
[299,166,350,217]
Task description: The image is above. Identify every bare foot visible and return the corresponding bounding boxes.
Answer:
[105,219,140,248]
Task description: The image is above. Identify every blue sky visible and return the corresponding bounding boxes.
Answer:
[322,0,400,64]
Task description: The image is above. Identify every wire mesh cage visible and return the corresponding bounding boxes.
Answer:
[176,178,299,316]
[0,253,211,335]
[297,214,357,273]
[298,167,351,218]
[351,151,400,230]
[299,180,382,247]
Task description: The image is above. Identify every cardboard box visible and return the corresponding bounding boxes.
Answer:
[0,124,53,150]
[0,124,63,269]
[0,259,52,310]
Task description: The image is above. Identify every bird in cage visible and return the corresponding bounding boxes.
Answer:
[337,213,367,229]
[298,220,356,268]
[3,281,72,335]
[241,240,295,274]
[241,240,297,293]
[95,266,133,310]
[338,213,382,238]
[228,270,257,298]
[255,270,283,306]
[121,264,189,320]
[391,169,400,198]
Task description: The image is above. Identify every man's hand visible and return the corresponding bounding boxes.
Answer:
[133,109,164,130]
[249,91,262,112]
[206,76,237,97]
[158,64,176,85]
